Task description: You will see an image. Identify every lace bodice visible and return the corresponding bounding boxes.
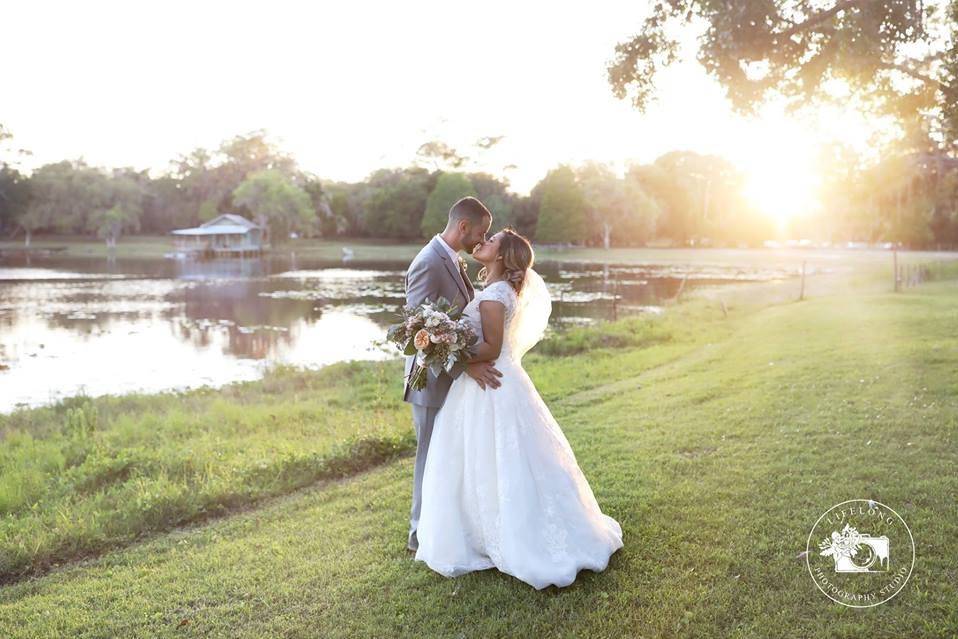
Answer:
[462,280,519,357]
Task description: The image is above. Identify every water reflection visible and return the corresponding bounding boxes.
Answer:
[0,253,788,412]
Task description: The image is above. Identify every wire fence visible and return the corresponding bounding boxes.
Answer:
[893,250,958,291]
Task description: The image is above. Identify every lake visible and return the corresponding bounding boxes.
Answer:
[0,251,791,413]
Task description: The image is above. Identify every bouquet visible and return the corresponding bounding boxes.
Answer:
[387,297,478,391]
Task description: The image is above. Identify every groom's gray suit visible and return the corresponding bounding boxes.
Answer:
[404,235,475,550]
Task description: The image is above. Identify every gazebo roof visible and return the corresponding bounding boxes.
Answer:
[171,225,254,236]
[202,213,260,229]
[170,213,262,236]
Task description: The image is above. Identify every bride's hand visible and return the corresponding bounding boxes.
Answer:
[466,361,502,390]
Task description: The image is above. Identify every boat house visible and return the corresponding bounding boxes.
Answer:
[170,213,265,257]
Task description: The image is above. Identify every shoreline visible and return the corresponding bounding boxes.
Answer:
[4,234,958,266]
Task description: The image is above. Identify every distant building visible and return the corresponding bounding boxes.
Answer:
[170,213,265,257]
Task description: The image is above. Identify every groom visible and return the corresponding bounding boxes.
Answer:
[403,196,503,552]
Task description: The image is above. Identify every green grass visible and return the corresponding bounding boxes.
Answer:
[0,361,413,581]
[0,235,178,259]
[0,303,720,585]
[1,260,957,637]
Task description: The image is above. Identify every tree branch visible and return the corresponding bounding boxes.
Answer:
[879,59,944,89]
[772,0,864,41]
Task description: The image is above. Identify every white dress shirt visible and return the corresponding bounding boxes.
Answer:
[435,234,460,264]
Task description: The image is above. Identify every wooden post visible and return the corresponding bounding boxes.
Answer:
[675,274,688,302]
[611,278,618,322]
[799,260,806,301]
[893,249,899,292]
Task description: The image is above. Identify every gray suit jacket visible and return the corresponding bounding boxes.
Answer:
[403,236,476,407]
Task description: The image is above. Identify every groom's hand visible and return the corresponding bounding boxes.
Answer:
[466,361,502,390]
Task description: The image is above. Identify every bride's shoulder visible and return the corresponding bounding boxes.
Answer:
[478,280,517,307]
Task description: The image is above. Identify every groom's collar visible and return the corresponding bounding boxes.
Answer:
[434,233,460,263]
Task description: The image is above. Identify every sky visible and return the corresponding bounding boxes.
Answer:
[2,0,885,215]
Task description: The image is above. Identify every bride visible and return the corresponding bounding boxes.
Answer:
[414,227,624,590]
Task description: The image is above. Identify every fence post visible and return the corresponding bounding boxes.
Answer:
[799,260,806,301]
[893,249,899,292]
[675,274,688,302]
[611,278,618,322]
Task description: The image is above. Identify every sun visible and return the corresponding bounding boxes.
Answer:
[728,95,879,234]
[742,154,820,230]
[730,116,823,233]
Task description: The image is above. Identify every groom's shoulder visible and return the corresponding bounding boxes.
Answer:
[409,239,439,270]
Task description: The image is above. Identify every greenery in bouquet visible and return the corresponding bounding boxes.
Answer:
[387,297,479,390]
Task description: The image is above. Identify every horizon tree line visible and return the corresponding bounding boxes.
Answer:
[1,126,957,250]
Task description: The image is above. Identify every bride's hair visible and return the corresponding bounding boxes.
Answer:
[478,227,534,294]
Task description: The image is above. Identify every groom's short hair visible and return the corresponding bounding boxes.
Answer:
[449,197,491,226]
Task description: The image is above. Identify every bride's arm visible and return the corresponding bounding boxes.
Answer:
[466,300,505,363]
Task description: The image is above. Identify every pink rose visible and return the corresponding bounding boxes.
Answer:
[413,329,431,350]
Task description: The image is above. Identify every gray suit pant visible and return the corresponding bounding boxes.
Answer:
[408,403,439,550]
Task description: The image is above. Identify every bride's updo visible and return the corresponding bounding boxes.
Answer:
[479,227,535,294]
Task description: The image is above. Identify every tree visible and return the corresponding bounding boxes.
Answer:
[87,206,139,248]
[85,170,144,248]
[170,147,218,227]
[626,154,698,244]
[363,168,433,239]
[510,195,541,239]
[141,175,187,233]
[571,162,664,248]
[302,175,334,239]
[420,172,477,237]
[322,181,371,237]
[171,131,300,227]
[467,172,518,231]
[608,0,958,153]
[0,124,28,236]
[416,141,468,172]
[17,204,47,247]
[0,164,29,238]
[217,130,297,214]
[414,135,508,174]
[16,161,105,245]
[534,166,588,244]
[232,170,315,245]
[0,122,32,174]
[197,199,219,222]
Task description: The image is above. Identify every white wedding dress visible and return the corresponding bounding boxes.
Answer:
[414,271,624,590]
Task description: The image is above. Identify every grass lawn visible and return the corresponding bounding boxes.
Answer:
[1,268,956,636]
[0,299,711,583]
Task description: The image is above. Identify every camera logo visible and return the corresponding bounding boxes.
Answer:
[806,499,915,607]
[819,524,889,573]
